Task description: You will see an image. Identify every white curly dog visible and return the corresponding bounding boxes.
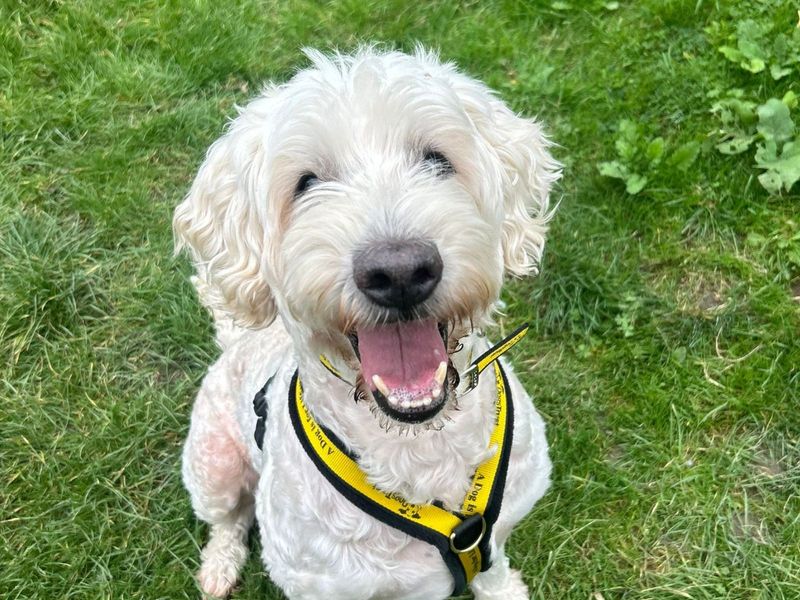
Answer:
[174,47,560,600]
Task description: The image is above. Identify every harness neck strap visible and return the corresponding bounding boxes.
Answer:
[459,323,528,395]
[287,360,515,595]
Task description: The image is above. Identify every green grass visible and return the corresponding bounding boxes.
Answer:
[2,1,798,598]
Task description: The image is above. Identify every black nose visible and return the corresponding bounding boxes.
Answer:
[353,240,443,310]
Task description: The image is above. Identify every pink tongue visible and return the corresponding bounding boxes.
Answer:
[358,319,447,398]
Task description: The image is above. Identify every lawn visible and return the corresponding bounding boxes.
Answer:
[2,0,799,598]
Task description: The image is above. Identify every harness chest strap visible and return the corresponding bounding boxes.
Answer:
[286,360,516,595]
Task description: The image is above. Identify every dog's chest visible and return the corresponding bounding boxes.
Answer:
[248,375,546,600]
[254,425,461,599]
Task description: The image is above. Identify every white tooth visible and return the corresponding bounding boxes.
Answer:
[422,396,432,406]
[435,361,448,386]
[431,385,442,399]
[388,395,399,406]
[372,374,390,397]
[402,400,412,409]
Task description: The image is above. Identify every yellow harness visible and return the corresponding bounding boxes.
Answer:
[281,324,529,594]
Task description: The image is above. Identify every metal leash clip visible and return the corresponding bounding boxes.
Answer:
[458,363,481,397]
[457,323,530,398]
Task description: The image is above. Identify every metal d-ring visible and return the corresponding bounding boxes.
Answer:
[449,515,486,554]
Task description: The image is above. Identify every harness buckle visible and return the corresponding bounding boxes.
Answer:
[449,514,486,554]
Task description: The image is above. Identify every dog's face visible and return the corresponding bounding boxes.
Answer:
[174,48,560,426]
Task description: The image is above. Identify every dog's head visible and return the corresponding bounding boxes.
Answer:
[174,47,560,425]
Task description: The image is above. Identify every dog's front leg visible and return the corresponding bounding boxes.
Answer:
[182,379,258,598]
[469,547,530,600]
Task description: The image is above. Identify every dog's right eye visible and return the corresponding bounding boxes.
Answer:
[295,172,320,197]
[422,150,455,177]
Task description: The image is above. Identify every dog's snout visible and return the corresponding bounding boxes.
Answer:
[353,240,443,310]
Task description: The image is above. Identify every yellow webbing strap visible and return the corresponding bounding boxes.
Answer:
[460,323,529,395]
[287,360,514,593]
[318,354,351,385]
[460,362,509,519]
[473,324,529,375]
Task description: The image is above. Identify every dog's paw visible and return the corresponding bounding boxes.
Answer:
[197,535,248,598]
[198,558,239,598]
[472,566,530,600]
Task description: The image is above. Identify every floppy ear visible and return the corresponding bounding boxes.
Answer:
[486,103,561,277]
[447,70,561,277]
[173,96,277,329]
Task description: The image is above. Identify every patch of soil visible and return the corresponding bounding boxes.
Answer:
[790,279,800,302]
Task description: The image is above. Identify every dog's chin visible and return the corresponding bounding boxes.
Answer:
[347,318,462,429]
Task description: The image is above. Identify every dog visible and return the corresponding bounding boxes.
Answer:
[173,46,560,600]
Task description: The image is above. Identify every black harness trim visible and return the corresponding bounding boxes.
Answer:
[253,375,273,450]
[279,364,514,595]
[476,363,514,565]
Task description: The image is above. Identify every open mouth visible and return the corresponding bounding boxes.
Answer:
[351,319,454,424]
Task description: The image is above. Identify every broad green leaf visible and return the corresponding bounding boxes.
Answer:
[787,249,800,267]
[773,141,800,190]
[615,119,640,161]
[757,171,783,193]
[625,173,647,195]
[718,45,743,63]
[783,91,798,110]
[669,141,700,170]
[711,97,757,127]
[671,346,687,364]
[772,33,798,65]
[615,139,636,162]
[770,63,792,80]
[736,19,769,61]
[598,161,628,180]
[646,137,665,164]
[711,102,735,127]
[755,139,779,163]
[716,135,755,155]
[742,57,766,73]
[738,40,766,62]
[618,119,638,139]
[755,141,800,193]
[731,98,758,123]
[757,99,794,144]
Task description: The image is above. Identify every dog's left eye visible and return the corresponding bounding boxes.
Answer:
[422,150,455,177]
[295,172,320,197]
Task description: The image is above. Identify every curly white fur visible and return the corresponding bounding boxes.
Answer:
[175,46,560,600]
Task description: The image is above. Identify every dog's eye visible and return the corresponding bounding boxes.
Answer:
[295,172,320,197]
[422,150,455,177]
